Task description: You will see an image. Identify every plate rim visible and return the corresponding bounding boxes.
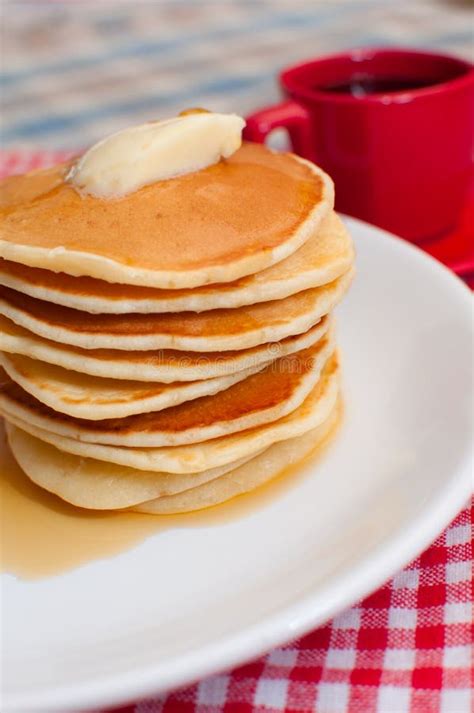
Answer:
[3,216,473,712]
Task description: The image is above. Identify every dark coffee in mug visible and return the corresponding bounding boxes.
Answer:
[319,74,441,97]
[316,61,467,98]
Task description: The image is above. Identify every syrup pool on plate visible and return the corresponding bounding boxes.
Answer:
[0,412,341,580]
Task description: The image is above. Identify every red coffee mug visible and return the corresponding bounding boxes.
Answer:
[244,48,474,242]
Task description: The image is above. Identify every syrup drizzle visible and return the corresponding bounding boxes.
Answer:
[0,413,340,580]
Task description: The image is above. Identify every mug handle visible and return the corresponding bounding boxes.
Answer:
[244,100,314,159]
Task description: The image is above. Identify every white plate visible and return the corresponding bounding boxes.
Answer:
[2,217,473,712]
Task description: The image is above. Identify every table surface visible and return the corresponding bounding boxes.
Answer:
[1,3,473,712]
[1,0,473,150]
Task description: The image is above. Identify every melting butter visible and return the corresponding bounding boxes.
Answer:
[67,111,246,198]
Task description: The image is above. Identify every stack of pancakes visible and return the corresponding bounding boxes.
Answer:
[0,142,354,514]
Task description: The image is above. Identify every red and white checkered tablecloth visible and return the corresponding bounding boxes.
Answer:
[108,501,472,713]
[1,152,473,713]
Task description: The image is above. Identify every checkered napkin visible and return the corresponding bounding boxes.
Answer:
[1,152,472,713]
[108,502,472,713]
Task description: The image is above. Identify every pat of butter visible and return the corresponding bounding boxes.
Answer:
[67,111,246,198]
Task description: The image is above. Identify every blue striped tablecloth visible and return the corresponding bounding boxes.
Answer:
[2,0,473,150]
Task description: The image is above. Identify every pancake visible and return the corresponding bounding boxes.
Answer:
[0,331,335,446]
[0,143,333,288]
[0,313,330,382]
[6,422,262,509]
[6,401,338,512]
[135,402,340,514]
[0,212,353,314]
[0,352,264,420]
[0,268,353,351]
[0,353,340,473]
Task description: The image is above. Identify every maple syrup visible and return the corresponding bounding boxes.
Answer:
[0,410,341,580]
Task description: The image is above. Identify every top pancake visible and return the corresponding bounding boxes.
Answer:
[0,212,353,313]
[0,143,333,289]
